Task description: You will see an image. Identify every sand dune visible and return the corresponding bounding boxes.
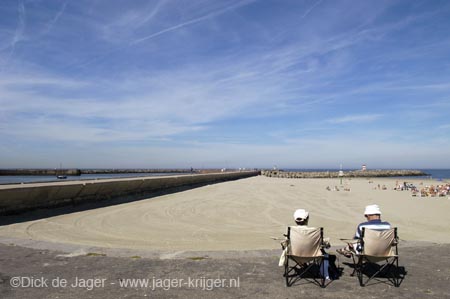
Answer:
[0,176,449,251]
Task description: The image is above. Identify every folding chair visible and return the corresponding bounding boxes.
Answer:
[282,226,326,287]
[350,227,400,287]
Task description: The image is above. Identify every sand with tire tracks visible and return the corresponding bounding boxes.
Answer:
[0,176,449,251]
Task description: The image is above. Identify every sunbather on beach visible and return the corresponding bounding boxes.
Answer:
[336,204,391,258]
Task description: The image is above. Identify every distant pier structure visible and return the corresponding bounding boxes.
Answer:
[0,168,195,176]
[262,169,426,178]
[0,169,81,176]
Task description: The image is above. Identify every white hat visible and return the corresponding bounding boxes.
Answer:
[364,204,381,215]
[294,209,309,220]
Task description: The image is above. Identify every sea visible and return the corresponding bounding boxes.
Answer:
[415,169,450,180]
[0,172,189,185]
[0,169,449,185]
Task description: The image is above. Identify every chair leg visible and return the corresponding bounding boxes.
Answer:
[394,257,400,287]
[357,257,365,286]
[284,258,290,287]
[319,259,326,288]
[284,257,331,288]
[350,254,357,277]
[358,257,400,287]
[386,257,400,287]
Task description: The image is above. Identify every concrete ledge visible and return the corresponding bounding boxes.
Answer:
[1,241,449,298]
[0,171,259,215]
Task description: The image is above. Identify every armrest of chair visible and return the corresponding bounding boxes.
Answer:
[339,238,358,244]
[339,238,361,252]
[270,236,288,249]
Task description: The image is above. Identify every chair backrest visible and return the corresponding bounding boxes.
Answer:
[288,226,323,258]
[361,227,398,257]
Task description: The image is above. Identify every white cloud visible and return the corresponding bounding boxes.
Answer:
[1,1,450,168]
[327,114,383,124]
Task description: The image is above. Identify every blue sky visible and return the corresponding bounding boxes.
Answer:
[1,0,450,169]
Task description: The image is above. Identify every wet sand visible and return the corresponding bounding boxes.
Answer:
[0,176,449,251]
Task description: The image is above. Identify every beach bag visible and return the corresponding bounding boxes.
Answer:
[279,243,289,266]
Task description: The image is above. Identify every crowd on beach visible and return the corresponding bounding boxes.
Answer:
[326,185,351,192]
[411,183,449,197]
[374,180,450,198]
[327,179,450,198]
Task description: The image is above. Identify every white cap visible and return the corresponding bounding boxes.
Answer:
[364,204,381,215]
[294,209,309,220]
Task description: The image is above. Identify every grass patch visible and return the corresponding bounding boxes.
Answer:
[130,256,141,259]
[187,256,208,261]
[86,252,106,257]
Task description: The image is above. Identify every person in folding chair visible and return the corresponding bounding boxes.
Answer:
[337,204,400,287]
[336,204,391,258]
[280,209,332,287]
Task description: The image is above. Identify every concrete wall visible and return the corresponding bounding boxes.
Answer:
[0,171,259,215]
[0,169,81,176]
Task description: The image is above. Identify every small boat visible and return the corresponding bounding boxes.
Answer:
[56,163,67,179]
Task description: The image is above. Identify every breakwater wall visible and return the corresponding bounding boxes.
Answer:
[262,169,426,178]
[0,171,259,215]
[79,169,194,175]
[0,168,251,176]
[0,169,193,176]
[0,169,82,176]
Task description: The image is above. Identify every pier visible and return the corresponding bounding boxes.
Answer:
[0,171,259,215]
[0,169,82,176]
[0,168,253,176]
[0,168,195,176]
[262,169,427,178]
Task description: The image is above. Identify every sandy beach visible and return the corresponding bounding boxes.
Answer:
[0,176,449,251]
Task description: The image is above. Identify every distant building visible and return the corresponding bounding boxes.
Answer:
[362,164,367,171]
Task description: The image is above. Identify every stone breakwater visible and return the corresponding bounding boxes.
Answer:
[0,169,82,176]
[262,169,426,178]
[0,168,255,176]
[0,171,259,215]
[0,168,195,176]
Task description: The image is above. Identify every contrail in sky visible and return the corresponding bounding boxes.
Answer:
[130,0,256,45]
[67,0,256,70]
[42,0,68,35]
[301,0,322,19]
